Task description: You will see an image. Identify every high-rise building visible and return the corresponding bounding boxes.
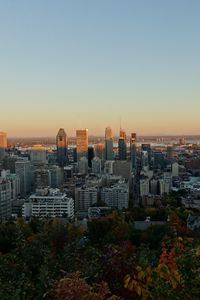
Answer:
[78,157,88,175]
[119,129,126,140]
[141,144,152,167]
[34,167,51,189]
[2,156,18,173]
[0,178,11,220]
[1,170,20,200]
[88,146,95,168]
[76,129,88,161]
[118,129,127,160]
[94,143,104,160]
[56,128,68,167]
[130,133,137,172]
[166,146,174,162]
[0,132,7,157]
[49,165,63,188]
[92,157,102,174]
[15,159,31,197]
[172,162,179,177]
[105,127,114,160]
[113,161,131,183]
[30,145,47,165]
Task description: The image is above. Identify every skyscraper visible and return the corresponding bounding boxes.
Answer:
[94,143,104,160]
[88,146,95,168]
[15,159,31,197]
[141,144,152,167]
[76,129,88,161]
[56,128,68,167]
[130,133,137,172]
[0,132,7,157]
[118,129,127,160]
[105,127,114,160]
[0,178,11,221]
[30,144,47,165]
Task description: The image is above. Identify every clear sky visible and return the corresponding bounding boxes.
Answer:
[0,0,200,137]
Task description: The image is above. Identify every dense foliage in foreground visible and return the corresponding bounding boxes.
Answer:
[0,208,200,299]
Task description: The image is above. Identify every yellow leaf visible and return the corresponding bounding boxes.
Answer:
[196,247,200,257]
[124,274,131,288]
[138,270,145,281]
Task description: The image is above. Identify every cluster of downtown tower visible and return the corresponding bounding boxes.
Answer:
[0,126,186,221]
[56,127,137,171]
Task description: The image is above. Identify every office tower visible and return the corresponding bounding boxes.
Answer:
[56,128,68,167]
[141,151,149,170]
[130,133,137,172]
[73,147,77,163]
[30,145,47,165]
[1,170,20,200]
[141,144,152,167]
[113,161,131,183]
[172,162,179,177]
[153,151,166,170]
[92,157,102,174]
[2,155,18,173]
[49,165,63,188]
[63,165,74,181]
[166,146,174,162]
[104,160,114,174]
[88,146,95,168]
[119,128,126,139]
[118,129,127,160]
[15,159,31,197]
[0,177,12,220]
[34,167,51,189]
[0,132,7,157]
[76,129,88,161]
[105,127,114,160]
[94,143,104,160]
[78,157,88,175]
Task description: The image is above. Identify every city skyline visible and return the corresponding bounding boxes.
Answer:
[1,0,200,136]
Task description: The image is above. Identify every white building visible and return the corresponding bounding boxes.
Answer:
[140,178,150,197]
[159,178,171,195]
[101,180,129,209]
[22,188,74,219]
[172,162,179,177]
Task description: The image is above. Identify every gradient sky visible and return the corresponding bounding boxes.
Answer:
[0,0,200,137]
